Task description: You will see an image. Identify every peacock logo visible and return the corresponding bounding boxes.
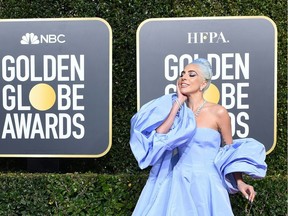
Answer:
[20,33,66,44]
[20,33,40,45]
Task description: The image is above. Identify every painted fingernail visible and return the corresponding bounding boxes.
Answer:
[245,195,249,199]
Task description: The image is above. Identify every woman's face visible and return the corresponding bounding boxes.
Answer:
[178,64,206,95]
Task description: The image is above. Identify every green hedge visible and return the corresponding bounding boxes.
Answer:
[0,0,286,215]
[0,173,286,215]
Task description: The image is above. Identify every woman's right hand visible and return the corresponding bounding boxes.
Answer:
[177,78,187,104]
[156,79,187,134]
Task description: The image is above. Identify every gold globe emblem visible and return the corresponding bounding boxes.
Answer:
[29,83,56,111]
[204,83,220,104]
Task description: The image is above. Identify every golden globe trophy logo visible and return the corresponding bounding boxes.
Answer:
[1,54,85,139]
[137,17,277,153]
[0,18,112,157]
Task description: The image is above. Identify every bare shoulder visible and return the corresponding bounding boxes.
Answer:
[198,102,230,132]
[206,102,232,144]
[205,102,229,117]
[205,102,230,128]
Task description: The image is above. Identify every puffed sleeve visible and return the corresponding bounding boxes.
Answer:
[214,138,267,193]
[130,94,196,169]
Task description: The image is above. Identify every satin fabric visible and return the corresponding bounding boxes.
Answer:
[130,94,267,216]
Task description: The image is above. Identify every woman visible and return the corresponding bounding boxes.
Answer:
[130,58,267,215]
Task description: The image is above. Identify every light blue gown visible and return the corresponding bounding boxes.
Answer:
[130,94,267,216]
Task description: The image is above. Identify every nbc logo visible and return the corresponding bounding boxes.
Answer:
[20,33,66,45]
[21,33,40,45]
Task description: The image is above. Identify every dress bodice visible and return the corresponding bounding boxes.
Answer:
[178,128,221,167]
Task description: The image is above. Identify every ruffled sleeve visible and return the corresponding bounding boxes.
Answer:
[130,94,196,169]
[214,138,267,194]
